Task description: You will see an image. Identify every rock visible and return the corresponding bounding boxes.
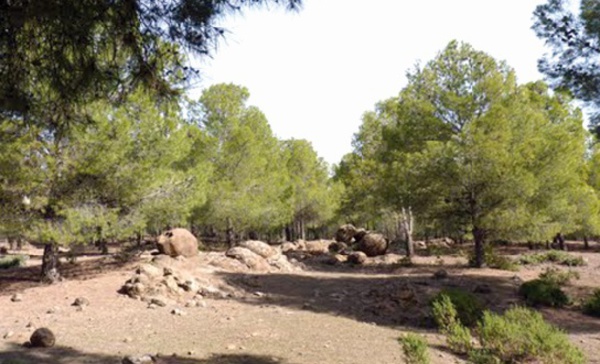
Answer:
[328,242,347,254]
[335,224,357,243]
[10,293,22,302]
[171,308,186,316]
[156,228,199,258]
[280,242,297,253]
[348,251,368,265]
[226,247,270,271]
[266,254,295,272]
[162,275,181,294]
[356,233,388,257]
[433,269,448,279]
[304,240,333,255]
[326,254,347,265]
[30,327,55,348]
[150,297,167,307]
[353,228,368,242]
[72,297,89,307]
[238,240,278,259]
[4,331,14,339]
[122,354,155,364]
[137,264,163,278]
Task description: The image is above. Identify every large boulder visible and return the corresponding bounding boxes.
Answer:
[156,228,199,258]
[238,240,279,259]
[356,233,388,257]
[225,247,271,271]
[335,224,357,243]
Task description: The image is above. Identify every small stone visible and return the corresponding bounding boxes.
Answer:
[123,337,132,343]
[25,322,34,329]
[171,308,186,316]
[4,331,14,339]
[163,267,174,276]
[30,327,55,348]
[147,303,158,310]
[253,291,265,297]
[226,344,236,350]
[72,297,89,307]
[122,354,154,364]
[11,293,23,302]
[187,350,195,356]
[150,297,167,307]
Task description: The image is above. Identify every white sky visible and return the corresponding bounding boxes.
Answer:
[190,0,549,166]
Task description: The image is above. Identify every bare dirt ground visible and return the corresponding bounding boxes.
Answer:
[1,241,600,364]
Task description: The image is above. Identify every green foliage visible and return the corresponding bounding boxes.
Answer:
[539,267,580,286]
[399,333,430,364]
[0,255,28,269]
[518,251,586,266]
[582,289,600,318]
[475,307,585,364]
[519,279,570,307]
[431,293,473,354]
[431,289,483,327]
[468,244,519,271]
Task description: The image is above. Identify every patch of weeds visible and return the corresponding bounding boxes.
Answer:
[431,294,473,354]
[431,289,483,327]
[539,267,580,286]
[0,254,28,269]
[582,289,600,318]
[518,251,585,267]
[519,279,570,307]
[475,307,585,364]
[467,244,519,271]
[399,333,430,364]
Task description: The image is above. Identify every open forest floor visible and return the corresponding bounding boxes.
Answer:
[1,241,600,364]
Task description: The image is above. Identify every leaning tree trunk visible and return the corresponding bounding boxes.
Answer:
[401,207,414,258]
[41,243,61,284]
[472,227,485,268]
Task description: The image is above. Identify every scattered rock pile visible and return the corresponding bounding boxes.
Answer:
[213,240,297,273]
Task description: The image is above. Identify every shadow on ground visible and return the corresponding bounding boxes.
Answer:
[218,262,600,334]
[0,343,288,364]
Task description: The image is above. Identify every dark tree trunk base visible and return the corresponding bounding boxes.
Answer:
[41,244,61,284]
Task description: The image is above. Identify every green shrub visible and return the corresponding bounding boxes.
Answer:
[539,267,580,286]
[518,251,585,267]
[399,333,430,364]
[431,289,483,327]
[519,279,570,307]
[583,289,600,318]
[475,307,585,364]
[0,255,28,269]
[431,294,473,354]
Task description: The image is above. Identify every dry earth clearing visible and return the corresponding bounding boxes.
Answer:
[1,241,600,364]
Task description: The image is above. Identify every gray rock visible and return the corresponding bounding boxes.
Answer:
[122,354,155,364]
[30,327,55,348]
[10,293,23,302]
[72,297,89,307]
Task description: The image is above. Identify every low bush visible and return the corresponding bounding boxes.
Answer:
[583,289,600,318]
[399,333,430,364]
[518,251,585,267]
[431,294,473,354]
[0,255,28,269]
[475,307,585,364]
[467,244,519,271]
[431,289,483,327]
[539,267,580,286]
[519,279,570,307]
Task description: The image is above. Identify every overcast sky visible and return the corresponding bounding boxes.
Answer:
[190,0,550,166]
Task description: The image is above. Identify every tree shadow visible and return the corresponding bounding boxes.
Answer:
[217,264,600,334]
[0,255,140,295]
[0,343,287,364]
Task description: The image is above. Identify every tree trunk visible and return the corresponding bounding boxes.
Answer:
[401,207,414,258]
[41,244,61,284]
[584,236,589,250]
[472,227,485,268]
[226,217,234,248]
[16,237,22,250]
[554,233,566,251]
[300,219,306,241]
[7,236,15,251]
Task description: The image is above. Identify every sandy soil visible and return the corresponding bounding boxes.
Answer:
[1,242,600,364]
